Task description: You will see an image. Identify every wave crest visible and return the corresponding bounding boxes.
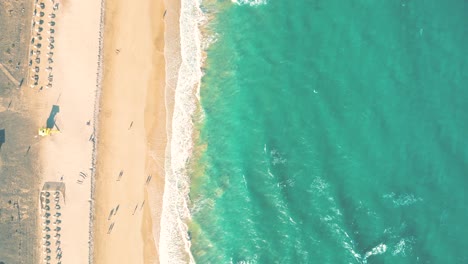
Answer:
[231,0,268,6]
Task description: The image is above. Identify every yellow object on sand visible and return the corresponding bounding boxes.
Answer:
[38,127,60,137]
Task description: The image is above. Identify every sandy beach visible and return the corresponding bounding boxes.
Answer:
[23,0,102,263]
[92,0,168,262]
[0,0,181,261]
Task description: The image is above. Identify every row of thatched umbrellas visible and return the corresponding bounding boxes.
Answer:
[41,191,63,263]
[29,0,58,89]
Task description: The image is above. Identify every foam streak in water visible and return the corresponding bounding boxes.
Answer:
[231,0,267,6]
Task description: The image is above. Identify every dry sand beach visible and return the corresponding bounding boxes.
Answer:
[27,0,102,263]
[1,0,185,261]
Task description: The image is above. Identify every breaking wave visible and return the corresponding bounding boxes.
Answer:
[159,0,205,263]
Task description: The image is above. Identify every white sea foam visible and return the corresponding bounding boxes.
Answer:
[383,192,423,207]
[392,237,414,256]
[364,243,387,259]
[231,0,268,6]
[159,0,205,262]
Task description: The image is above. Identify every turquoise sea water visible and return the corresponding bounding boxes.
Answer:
[188,0,468,263]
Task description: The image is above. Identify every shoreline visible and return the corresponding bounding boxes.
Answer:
[159,0,205,262]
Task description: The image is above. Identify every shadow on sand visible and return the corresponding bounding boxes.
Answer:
[46,105,60,130]
[0,129,4,150]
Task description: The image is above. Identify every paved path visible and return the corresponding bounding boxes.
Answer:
[0,62,20,86]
